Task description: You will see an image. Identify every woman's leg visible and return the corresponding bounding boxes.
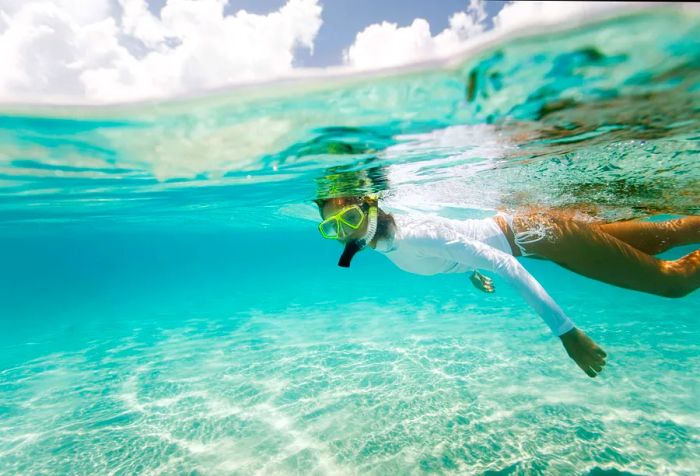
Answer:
[513,214,700,298]
[593,216,700,255]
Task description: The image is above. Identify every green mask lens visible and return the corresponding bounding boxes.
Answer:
[320,219,339,238]
[340,206,363,227]
[318,204,366,239]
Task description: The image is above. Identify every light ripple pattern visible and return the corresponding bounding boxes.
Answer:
[1,291,698,475]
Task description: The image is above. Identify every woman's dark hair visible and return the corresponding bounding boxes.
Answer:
[313,160,389,214]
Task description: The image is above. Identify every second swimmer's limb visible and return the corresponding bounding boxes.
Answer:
[470,270,494,293]
[560,327,607,378]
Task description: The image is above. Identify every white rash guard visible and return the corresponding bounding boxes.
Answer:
[373,213,575,337]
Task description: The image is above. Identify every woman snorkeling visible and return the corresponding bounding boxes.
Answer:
[313,181,700,378]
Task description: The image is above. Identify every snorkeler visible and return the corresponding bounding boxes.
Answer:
[314,194,700,378]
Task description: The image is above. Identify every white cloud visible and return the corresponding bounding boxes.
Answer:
[343,1,638,71]
[0,0,649,104]
[0,0,322,103]
[343,0,487,69]
[492,1,626,32]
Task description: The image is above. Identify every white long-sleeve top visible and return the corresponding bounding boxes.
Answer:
[373,213,575,336]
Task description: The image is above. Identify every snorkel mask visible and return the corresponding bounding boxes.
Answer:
[318,198,379,268]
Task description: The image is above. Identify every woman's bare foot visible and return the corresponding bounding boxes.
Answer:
[559,327,607,378]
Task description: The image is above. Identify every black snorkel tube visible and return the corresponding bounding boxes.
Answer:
[337,204,378,268]
[338,240,362,268]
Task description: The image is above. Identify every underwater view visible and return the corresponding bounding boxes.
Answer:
[1,5,699,475]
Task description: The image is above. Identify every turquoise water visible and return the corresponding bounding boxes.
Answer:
[1,8,700,475]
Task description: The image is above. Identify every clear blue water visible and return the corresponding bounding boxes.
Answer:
[1,8,700,475]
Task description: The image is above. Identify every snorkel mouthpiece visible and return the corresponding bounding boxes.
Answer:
[337,205,378,268]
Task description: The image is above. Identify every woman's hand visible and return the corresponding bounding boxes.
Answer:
[559,327,607,377]
[470,271,494,293]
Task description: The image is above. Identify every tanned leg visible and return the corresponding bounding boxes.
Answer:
[594,216,700,255]
[514,214,700,298]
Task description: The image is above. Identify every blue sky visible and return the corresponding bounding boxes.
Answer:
[298,0,508,67]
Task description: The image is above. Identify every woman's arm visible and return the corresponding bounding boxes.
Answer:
[418,235,609,376]
[407,234,607,376]
[425,237,575,336]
